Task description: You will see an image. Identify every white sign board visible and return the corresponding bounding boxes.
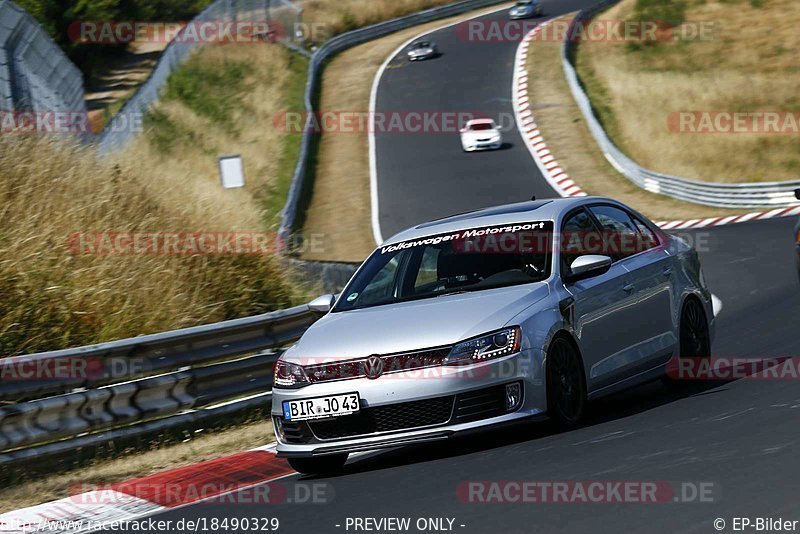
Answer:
[219,155,245,189]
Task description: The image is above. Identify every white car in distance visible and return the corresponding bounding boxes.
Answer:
[460,118,503,152]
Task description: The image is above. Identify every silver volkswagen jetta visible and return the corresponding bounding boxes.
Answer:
[272,197,715,474]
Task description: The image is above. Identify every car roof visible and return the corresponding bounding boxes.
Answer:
[382,197,619,245]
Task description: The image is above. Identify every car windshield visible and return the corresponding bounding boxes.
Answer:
[334,221,553,312]
[469,123,494,131]
[413,42,430,48]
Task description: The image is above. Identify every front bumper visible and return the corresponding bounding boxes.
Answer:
[463,140,502,152]
[272,349,545,457]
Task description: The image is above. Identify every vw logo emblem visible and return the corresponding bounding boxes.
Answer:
[364,355,384,380]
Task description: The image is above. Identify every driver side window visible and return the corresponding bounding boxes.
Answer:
[561,209,601,274]
[589,205,644,262]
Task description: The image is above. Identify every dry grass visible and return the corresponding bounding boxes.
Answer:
[0,42,313,356]
[123,43,307,229]
[0,137,300,355]
[0,419,274,513]
[526,13,748,222]
[575,0,800,183]
[303,2,516,261]
[0,134,304,355]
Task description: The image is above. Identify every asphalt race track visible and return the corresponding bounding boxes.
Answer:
[107,1,800,532]
[374,0,597,239]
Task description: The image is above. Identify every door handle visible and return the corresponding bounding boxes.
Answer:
[663,268,673,277]
[623,283,635,293]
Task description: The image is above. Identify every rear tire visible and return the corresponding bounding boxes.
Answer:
[288,453,348,476]
[546,336,587,428]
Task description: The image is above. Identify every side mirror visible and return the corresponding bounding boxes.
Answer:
[566,255,613,283]
[308,294,335,314]
[795,188,800,200]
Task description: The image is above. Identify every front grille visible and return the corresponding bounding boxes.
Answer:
[309,395,454,440]
[304,347,450,384]
[275,383,522,445]
[454,384,510,423]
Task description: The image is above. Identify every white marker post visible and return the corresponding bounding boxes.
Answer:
[219,155,245,189]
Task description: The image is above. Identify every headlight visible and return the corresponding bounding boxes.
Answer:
[274,360,309,388]
[443,327,521,366]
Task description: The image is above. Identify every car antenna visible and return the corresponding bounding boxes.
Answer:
[531,195,537,201]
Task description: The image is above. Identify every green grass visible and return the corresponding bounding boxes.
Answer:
[163,58,253,132]
[633,0,687,26]
[144,107,209,155]
[573,45,629,154]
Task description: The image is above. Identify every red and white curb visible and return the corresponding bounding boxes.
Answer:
[512,20,587,200]
[0,445,294,534]
[652,207,800,230]
[511,22,800,230]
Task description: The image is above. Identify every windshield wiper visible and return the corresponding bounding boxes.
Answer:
[434,289,476,298]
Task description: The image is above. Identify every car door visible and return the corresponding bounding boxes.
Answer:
[560,208,640,392]
[588,205,677,376]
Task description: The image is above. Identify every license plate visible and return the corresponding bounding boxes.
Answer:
[283,393,360,421]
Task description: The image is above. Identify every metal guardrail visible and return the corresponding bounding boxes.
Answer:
[0,0,86,130]
[0,305,320,468]
[562,0,800,209]
[277,0,510,239]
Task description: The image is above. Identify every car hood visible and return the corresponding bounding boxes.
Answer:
[284,283,550,363]
[461,129,500,141]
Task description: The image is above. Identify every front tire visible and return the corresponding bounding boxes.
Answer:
[288,453,348,476]
[664,297,711,386]
[546,336,587,428]
[680,297,711,360]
